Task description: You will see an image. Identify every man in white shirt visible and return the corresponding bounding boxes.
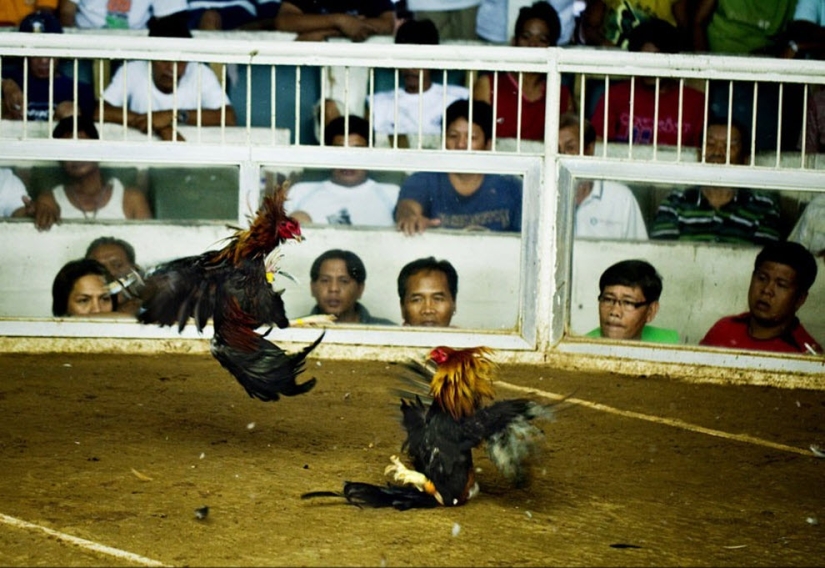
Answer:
[286,116,400,226]
[0,168,29,218]
[98,14,236,141]
[558,113,648,240]
[368,18,469,138]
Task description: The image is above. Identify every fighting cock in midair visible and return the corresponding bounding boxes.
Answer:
[302,346,554,510]
[136,187,326,402]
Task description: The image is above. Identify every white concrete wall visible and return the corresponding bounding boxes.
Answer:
[3,220,823,345]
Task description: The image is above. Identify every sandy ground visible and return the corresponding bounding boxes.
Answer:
[0,351,824,567]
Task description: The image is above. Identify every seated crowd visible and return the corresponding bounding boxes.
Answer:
[2,1,824,356]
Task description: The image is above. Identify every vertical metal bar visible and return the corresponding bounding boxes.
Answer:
[676,78,684,162]
[220,63,227,144]
[801,83,809,168]
[601,75,608,158]
[774,82,783,168]
[417,68,424,144]
[269,64,276,144]
[172,59,179,142]
[294,65,301,145]
[490,70,497,151]
[145,60,152,141]
[652,76,660,161]
[701,79,709,163]
[319,66,326,145]
[628,74,635,159]
[749,81,757,166]
[48,57,55,135]
[367,66,374,148]
[21,57,28,139]
[392,67,399,149]
[97,58,105,136]
[516,71,523,153]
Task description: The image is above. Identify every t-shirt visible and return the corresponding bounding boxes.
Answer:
[286,0,394,17]
[586,325,680,343]
[3,69,94,122]
[369,82,470,135]
[407,0,481,10]
[476,0,576,45]
[591,79,706,147]
[788,194,825,256]
[398,171,522,232]
[0,0,59,26]
[700,312,823,354]
[285,177,399,226]
[0,168,28,217]
[650,187,782,245]
[794,0,825,26]
[575,180,648,240]
[481,72,572,141]
[72,0,188,29]
[706,0,796,54]
[598,0,678,48]
[103,60,230,113]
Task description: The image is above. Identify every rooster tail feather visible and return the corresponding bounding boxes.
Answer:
[343,482,440,510]
[484,401,554,485]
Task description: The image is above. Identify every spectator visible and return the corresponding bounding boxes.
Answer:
[590,18,705,147]
[1,11,94,122]
[691,0,795,55]
[285,116,400,226]
[85,236,143,316]
[368,19,469,138]
[473,1,572,141]
[1,2,58,27]
[576,0,686,49]
[788,194,825,259]
[585,259,679,342]
[406,0,481,41]
[397,256,458,327]
[559,113,648,240]
[700,241,822,354]
[650,117,782,245]
[58,0,187,29]
[303,249,395,324]
[477,0,576,46]
[274,0,395,42]
[780,0,825,60]
[395,99,523,235]
[98,14,237,142]
[52,258,116,316]
[188,0,281,30]
[0,168,30,218]
[29,117,153,231]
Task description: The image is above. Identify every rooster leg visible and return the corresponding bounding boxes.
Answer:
[384,455,444,505]
[290,314,337,327]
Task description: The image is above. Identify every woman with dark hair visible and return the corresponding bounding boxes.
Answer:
[52,258,117,317]
[472,1,572,141]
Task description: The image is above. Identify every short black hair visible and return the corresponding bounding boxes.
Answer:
[324,115,371,147]
[754,241,817,294]
[395,18,439,45]
[52,258,116,316]
[627,18,680,54]
[514,1,561,46]
[599,259,663,302]
[559,112,596,147]
[85,236,137,265]
[397,257,458,301]
[310,249,367,284]
[445,99,494,143]
[53,115,99,140]
[147,11,192,38]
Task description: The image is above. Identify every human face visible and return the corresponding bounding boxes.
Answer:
[515,17,553,48]
[445,118,489,151]
[558,125,595,156]
[703,124,744,165]
[401,68,432,94]
[330,133,369,187]
[67,274,113,316]
[88,244,133,279]
[748,261,807,330]
[151,60,187,94]
[60,131,98,177]
[597,284,658,340]
[29,56,56,80]
[310,259,364,322]
[401,270,456,327]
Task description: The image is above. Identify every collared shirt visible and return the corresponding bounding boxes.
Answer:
[700,312,823,354]
[650,187,781,245]
[586,325,680,343]
[575,180,648,240]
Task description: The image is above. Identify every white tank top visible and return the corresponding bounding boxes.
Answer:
[52,178,127,220]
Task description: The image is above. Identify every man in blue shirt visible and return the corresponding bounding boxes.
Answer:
[395,99,523,235]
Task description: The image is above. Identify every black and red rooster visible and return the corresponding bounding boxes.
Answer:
[136,187,326,402]
[303,346,554,510]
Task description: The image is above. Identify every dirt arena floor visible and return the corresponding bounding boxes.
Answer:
[0,350,824,567]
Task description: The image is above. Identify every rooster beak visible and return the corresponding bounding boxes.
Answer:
[293,235,304,243]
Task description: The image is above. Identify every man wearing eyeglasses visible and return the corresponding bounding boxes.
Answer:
[585,259,680,343]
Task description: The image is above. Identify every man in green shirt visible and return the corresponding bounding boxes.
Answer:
[585,259,680,343]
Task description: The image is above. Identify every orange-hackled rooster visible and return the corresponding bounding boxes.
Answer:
[136,186,326,402]
[302,346,554,510]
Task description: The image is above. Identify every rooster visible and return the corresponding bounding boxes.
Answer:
[302,346,553,510]
[136,187,326,402]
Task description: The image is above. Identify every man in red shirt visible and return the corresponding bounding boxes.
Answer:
[700,241,822,355]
